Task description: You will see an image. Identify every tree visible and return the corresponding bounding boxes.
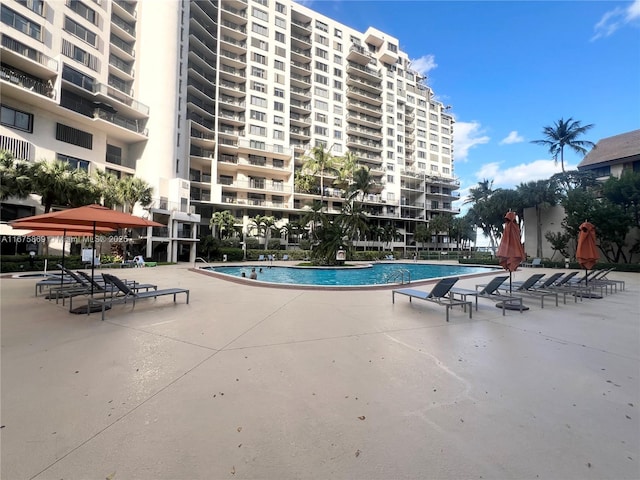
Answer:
[118,176,153,213]
[301,145,337,203]
[531,117,595,172]
[333,150,358,194]
[249,214,276,250]
[517,179,560,258]
[301,200,327,244]
[450,216,475,250]
[414,222,431,250]
[0,151,31,201]
[30,160,100,213]
[429,215,452,249]
[347,166,375,203]
[550,170,598,196]
[210,210,236,240]
[602,171,640,227]
[93,170,121,208]
[339,201,369,245]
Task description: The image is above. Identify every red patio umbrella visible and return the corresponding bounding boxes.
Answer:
[496,211,526,294]
[12,223,115,284]
[11,205,162,307]
[576,221,599,285]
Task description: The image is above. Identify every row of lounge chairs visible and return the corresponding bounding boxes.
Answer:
[392,269,625,322]
[37,265,189,320]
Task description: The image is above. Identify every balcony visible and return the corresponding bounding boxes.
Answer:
[346,112,382,129]
[220,50,246,69]
[220,34,247,54]
[111,14,136,41]
[190,145,214,158]
[0,65,54,99]
[347,62,382,81]
[290,47,312,63]
[94,109,149,137]
[290,32,311,47]
[346,86,383,105]
[291,18,311,32]
[220,20,247,40]
[347,44,374,65]
[347,99,383,116]
[346,136,382,152]
[1,35,58,78]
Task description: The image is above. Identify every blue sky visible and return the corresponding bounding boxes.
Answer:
[295,0,640,209]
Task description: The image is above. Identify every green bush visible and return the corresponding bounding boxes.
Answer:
[0,254,85,273]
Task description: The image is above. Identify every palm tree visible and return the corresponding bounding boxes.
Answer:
[30,160,78,213]
[339,202,369,245]
[464,178,494,205]
[249,214,276,250]
[118,176,153,213]
[301,145,337,203]
[210,210,236,240]
[531,118,595,172]
[0,151,32,201]
[414,222,431,251]
[301,200,327,244]
[517,179,560,258]
[333,150,358,194]
[93,170,120,208]
[429,215,452,250]
[348,166,375,203]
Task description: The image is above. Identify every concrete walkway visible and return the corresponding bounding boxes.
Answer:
[1,264,638,479]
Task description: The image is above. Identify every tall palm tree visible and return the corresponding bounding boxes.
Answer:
[30,160,78,213]
[333,150,358,194]
[0,151,32,201]
[118,176,153,213]
[93,170,120,208]
[210,210,236,240]
[348,166,375,203]
[301,145,337,203]
[301,200,327,243]
[531,117,595,172]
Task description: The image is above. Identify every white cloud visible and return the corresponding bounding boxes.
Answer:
[499,131,524,145]
[474,159,577,190]
[452,121,491,162]
[591,0,640,40]
[409,54,438,75]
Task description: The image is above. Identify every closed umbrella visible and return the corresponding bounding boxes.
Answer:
[576,221,599,287]
[11,205,162,311]
[496,211,526,295]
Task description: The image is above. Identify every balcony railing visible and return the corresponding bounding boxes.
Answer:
[95,110,149,136]
[0,65,54,98]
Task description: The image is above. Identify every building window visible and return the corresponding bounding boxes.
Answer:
[68,0,97,25]
[274,115,284,126]
[250,95,267,107]
[56,123,93,149]
[275,2,286,13]
[315,20,328,32]
[273,130,284,140]
[106,144,122,165]
[274,87,285,98]
[57,153,89,171]
[274,16,286,28]
[1,5,42,40]
[251,37,269,50]
[251,7,268,21]
[17,0,44,15]
[249,125,267,136]
[251,81,266,92]
[250,110,266,121]
[387,175,394,183]
[251,66,266,78]
[275,31,285,43]
[315,47,328,59]
[251,52,267,64]
[314,73,328,85]
[251,22,268,36]
[314,126,328,136]
[274,60,285,71]
[64,16,96,47]
[1,105,33,132]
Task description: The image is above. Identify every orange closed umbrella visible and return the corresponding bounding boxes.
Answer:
[496,211,526,293]
[576,221,598,271]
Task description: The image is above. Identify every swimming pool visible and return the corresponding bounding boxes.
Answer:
[204,263,497,288]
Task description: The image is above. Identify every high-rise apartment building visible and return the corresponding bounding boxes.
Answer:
[1,0,459,260]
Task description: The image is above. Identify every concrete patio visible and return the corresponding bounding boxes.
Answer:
[1,264,638,479]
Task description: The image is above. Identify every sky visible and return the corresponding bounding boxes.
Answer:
[294,0,640,212]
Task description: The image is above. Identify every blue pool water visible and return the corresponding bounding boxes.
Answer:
[206,263,496,287]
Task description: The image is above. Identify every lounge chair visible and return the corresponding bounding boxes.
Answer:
[510,272,564,291]
[522,258,543,268]
[35,271,79,296]
[384,255,395,261]
[587,268,624,294]
[449,275,524,316]
[392,277,472,322]
[68,271,157,310]
[282,254,289,261]
[88,273,189,321]
[498,273,559,308]
[258,254,265,261]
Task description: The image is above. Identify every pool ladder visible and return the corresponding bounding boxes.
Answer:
[194,257,211,268]
[386,268,411,285]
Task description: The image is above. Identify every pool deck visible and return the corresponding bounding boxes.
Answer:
[1,262,639,479]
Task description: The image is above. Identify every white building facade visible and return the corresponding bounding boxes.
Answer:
[1,0,459,256]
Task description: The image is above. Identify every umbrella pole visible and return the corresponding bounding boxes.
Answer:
[60,228,66,287]
[90,222,96,297]
[509,271,512,294]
